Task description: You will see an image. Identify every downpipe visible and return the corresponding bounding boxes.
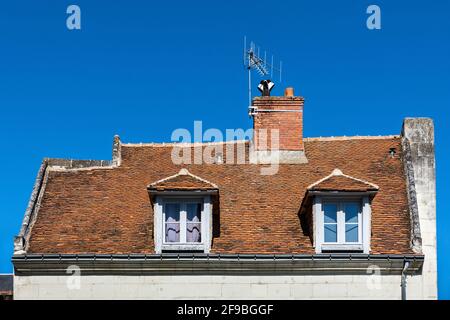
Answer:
[401,261,410,300]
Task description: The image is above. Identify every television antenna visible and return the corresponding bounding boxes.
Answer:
[243,36,283,114]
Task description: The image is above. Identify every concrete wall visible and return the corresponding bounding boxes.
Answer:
[14,274,426,300]
[402,118,438,299]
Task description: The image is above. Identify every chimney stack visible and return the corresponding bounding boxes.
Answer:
[250,87,307,164]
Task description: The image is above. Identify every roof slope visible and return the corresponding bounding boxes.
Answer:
[24,136,413,255]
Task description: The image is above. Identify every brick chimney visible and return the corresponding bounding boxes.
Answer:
[250,87,307,164]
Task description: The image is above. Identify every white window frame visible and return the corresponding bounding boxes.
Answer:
[154,195,212,253]
[313,195,371,254]
[162,199,203,245]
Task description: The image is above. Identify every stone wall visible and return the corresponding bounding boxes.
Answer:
[402,118,437,299]
[14,274,425,300]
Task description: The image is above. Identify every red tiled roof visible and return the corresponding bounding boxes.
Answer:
[25,136,413,255]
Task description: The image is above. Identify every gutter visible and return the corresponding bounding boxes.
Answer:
[12,253,424,276]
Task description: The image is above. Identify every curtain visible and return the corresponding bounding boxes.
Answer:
[186,203,201,243]
[165,203,180,242]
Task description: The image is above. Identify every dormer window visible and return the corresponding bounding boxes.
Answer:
[317,198,366,252]
[147,169,218,253]
[300,169,379,254]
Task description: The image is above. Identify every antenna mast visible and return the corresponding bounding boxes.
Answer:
[243,37,283,116]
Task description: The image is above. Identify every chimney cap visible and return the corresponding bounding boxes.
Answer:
[257,80,275,96]
[284,87,294,97]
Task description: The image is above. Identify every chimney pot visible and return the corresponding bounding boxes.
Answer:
[284,87,294,97]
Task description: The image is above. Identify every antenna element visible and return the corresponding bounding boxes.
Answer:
[243,37,283,116]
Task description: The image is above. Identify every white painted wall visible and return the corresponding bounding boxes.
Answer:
[14,274,428,300]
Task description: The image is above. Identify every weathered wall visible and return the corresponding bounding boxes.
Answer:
[402,118,437,299]
[14,274,425,300]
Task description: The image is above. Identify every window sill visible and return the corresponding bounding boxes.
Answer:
[161,244,205,251]
[321,244,363,252]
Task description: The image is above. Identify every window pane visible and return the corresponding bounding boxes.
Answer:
[186,203,201,243]
[187,223,201,243]
[345,224,358,242]
[324,224,337,242]
[165,203,180,222]
[165,223,180,242]
[345,203,359,223]
[323,204,337,223]
[165,203,180,243]
[186,203,201,222]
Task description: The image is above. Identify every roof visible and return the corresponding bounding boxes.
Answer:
[19,136,414,255]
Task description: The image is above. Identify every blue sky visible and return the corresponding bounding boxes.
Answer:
[0,1,448,298]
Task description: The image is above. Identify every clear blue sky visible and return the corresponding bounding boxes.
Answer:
[0,1,448,298]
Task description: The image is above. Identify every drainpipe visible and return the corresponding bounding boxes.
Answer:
[401,261,410,300]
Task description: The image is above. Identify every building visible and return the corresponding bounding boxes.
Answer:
[12,87,437,299]
[0,274,13,300]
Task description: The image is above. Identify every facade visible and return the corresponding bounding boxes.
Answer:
[12,87,437,299]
